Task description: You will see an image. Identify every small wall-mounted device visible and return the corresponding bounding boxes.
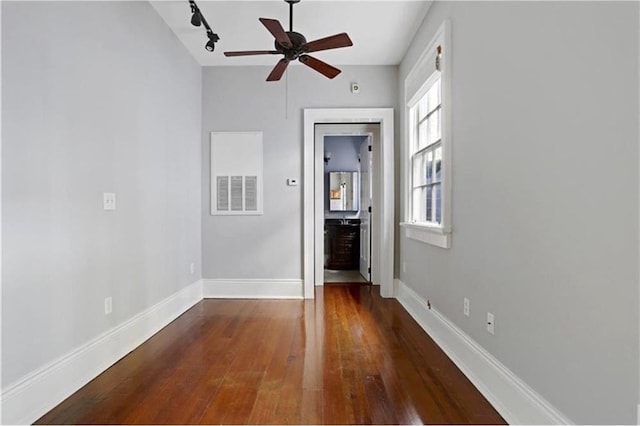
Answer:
[287,178,298,186]
[103,193,116,211]
[351,82,360,94]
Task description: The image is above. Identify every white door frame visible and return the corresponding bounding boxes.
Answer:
[303,108,394,299]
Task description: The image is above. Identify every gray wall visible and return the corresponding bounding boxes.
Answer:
[324,135,367,218]
[2,1,202,386]
[398,1,639,424]
[201,65,397,279]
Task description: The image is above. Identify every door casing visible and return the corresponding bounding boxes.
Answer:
[303,108,394,299]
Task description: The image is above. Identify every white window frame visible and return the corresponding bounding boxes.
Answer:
[410,73,442,225]
[401,20,452,249]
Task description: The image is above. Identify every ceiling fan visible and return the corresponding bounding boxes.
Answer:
[224,0,353,81]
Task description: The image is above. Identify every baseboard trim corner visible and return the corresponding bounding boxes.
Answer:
[395,280,572,425]
[202,278,303,299]
[1,279,203,425]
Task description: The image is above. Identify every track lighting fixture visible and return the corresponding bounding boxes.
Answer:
[205,31,220,52]
[190,10,201,27]
[188,0,219,52]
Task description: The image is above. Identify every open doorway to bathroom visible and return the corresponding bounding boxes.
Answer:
[314,123,380,285]
[323,134,371,284]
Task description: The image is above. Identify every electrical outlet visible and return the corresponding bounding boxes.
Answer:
[190,263,195,274]
[487,312,495,335]
[103,193,116,210]
[463,298,470,317]
[104,297,113,315]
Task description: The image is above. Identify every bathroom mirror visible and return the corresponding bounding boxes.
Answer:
[329,171,359,211]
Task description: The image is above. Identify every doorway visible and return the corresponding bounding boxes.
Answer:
[318,129,375,285]
[303,108,394,299]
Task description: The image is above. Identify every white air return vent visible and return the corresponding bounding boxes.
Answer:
[210,132,263,215]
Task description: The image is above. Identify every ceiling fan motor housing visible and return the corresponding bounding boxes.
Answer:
[275,31,307,60]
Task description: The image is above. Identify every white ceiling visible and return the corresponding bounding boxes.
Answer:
[150,0,432,67]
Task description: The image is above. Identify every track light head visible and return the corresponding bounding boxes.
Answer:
[205,31,220,52]
[191,11,202,27]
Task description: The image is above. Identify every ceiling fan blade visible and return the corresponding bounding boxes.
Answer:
[259,18,292,48]
[267,58,290,81]
[303,33,353,53]
[299,55,341,79]
[224,50,280,57]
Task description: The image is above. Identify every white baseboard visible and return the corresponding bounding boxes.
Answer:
[395,280,573,425]
[1,280,203,425]
[2,277,571,424]
[202,278,303,299]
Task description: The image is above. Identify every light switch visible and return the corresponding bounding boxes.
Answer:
[103,193,116,210]
[287,178,298,186]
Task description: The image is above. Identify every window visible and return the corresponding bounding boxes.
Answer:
[410,74,442,225]
[402,21,451,249]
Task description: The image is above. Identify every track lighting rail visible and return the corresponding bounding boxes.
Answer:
[188,0,220,52]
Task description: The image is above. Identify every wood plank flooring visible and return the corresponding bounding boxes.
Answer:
[35,284,506,425]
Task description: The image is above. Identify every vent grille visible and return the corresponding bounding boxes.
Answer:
[245,176,258,211]
[216,176,229,211]
[210,131,263,215]
[215,175,259,213]
[230,176,243,211]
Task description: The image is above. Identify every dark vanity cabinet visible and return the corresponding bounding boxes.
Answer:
[325,219,360,270]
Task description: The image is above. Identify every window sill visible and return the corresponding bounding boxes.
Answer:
[400,222,451,249]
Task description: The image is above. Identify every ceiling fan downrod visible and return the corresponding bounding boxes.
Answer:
[286,0,300,32]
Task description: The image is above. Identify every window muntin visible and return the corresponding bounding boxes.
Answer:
[410,75,442,225]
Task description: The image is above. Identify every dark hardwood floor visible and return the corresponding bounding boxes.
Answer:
[36,284,506,425]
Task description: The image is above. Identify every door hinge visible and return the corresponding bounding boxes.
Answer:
[368,206,372,213]
[368,267,371,273]
[368,145,372,152]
